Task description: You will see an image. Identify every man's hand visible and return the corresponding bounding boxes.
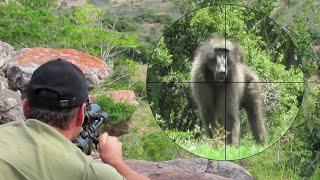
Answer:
[98,133,149,180]
[98,133,123,166]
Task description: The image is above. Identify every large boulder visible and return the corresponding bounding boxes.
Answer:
[109,90,139,106]
[164,158,253,180]
[93,157,253,180]
[5,48,112,96]
[0,41,14,76]
[0,76,24,124]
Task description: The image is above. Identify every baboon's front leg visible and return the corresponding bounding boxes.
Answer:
[225,113,240,145]
[199,106,215,138]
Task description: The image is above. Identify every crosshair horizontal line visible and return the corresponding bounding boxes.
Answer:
[146,81,305,84]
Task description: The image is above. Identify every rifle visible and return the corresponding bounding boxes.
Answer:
[74,103,108,155]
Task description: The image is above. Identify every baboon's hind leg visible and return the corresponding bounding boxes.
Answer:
[244,82,267,145]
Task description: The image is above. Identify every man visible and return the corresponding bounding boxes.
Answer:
[0,59,148,180]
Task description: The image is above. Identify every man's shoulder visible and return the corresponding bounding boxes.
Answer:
[0,120,24,129]
[0,119,123,179]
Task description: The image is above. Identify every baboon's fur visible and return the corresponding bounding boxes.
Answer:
[190,37,267,145]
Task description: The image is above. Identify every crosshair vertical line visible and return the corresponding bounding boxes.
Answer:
[224,4,227,161]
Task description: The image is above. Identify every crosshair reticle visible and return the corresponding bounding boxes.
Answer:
[147,4,304,160]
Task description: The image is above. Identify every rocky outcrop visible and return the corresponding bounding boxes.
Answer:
[0,41,14,77]
[5,48,112,96]
[109,90,139,106]
[93,157,253,180]
[0,76,24,124]
[163,159,253,180]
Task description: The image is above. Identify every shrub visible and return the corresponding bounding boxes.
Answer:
[133,10,173,24]
[94,95,136,124]
[102,17,138,32]
[142,131,180,161]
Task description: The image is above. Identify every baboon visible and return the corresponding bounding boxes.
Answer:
[190,36,267,145]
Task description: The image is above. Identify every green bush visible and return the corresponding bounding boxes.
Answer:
[311,167,320,180]
[0,2,141,57]
[102,58,147,99]
[142,132,180,161]
[120,133,147,160]
[133,10,173,24]
[120,131,184,161]
[102,17,138,32]
[94,95,136,124]
[103,58,139,90]
[113,58,138,78]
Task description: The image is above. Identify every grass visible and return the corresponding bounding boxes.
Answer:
[242,146,300,180]
[128,101,159,136]
[168,131,267,160]
[119,102,193,161]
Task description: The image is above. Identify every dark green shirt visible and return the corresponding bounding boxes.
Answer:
[0,119,123,180]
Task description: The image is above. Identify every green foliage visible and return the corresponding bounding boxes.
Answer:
[311,167,320,180]
[141,131,180,161]
[147,5,304,160]
[102,17,139,32]
[114,58,138,78]
[265,1,320,177]
[133,10,173,24]
[120,131,186,161]
[0,2,58,47]
[0,2,141,58]
[101,58,147,99]
[285,83,320,177]
[148,5,303,127]
[94,95,136,124]
[167,130,268,160]
[69,4,104,26]
[244,145,299,179]
[59,4,139,56]
[120,133,147,160]
[17,0,56,9]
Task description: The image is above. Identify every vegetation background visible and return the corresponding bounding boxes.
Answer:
[0,0,319,179]
[147,4,304,160]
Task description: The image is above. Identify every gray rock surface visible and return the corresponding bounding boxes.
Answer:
[164,158,253,180]
[0,41,14,76]
[0,76,8,89]
[93,157,253,180]
[0,77,24,124]
[5,48,112,96]
[210,161,253,180]
[125,159,230,180]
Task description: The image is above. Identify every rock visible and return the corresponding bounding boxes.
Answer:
[109,90,139,106]
[0,41,14,75]
[0,88,24,124]
[210,161,253,180]
[93,157,253,179]
[163,158,253,180]
[5,48,112,95]
[0,76,24,124]
[93,157,231,180]
[0,76,8,90]
[162,158,210,172]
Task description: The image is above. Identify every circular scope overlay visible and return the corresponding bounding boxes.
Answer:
[147,4,304,160]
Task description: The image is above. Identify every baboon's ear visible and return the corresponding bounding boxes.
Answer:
[232,45,244,62]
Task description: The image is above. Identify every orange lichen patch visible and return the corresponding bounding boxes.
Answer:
[109,90,139,106]
[10,48,109,77]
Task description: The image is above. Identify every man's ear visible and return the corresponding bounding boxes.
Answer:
[75,103,86,127]
[22,99,29,119]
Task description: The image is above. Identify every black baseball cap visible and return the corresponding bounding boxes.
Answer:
[27,59,89,109]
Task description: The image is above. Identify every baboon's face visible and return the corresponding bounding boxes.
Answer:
[206,48,229,82]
